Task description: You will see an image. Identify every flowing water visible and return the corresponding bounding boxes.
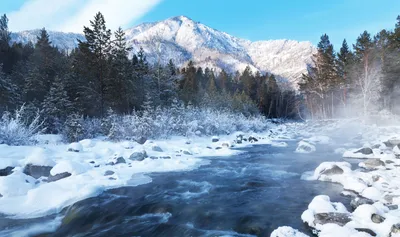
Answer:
[2,140,352,237]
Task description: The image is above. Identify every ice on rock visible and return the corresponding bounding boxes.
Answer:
[270,226,309,237]
[22,148,56,167]
[67,142,83,152]
[50,160,90,176]
[295,141,316,153]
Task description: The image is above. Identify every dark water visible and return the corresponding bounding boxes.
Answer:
[22,140,351,237]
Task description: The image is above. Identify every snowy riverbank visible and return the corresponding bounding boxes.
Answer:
[273,118,400,237]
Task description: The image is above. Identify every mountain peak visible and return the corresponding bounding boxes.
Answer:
[10,16,316,90]
[169,15,194,23]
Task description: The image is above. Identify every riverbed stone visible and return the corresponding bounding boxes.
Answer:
[115,157,126,164]
[183,150,192,155]
[391,224,400,235]
[48,172,72,182]
[362,159,385,169]
[371,213,386,223]
[129,151,147,161]
[212,137,219,143]
[248,136,258,143]
[313,213,351,226]
[136,137,147,145]
[104,170,115,176]
[152,145,163,152]
[320,165,344,176]
[356,147,373,155]
[0,166,14,176]
[355,228,376,236]
[23,164,53,179]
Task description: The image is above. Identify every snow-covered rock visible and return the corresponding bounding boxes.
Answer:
[295,141,316,153]
[270,226,309,237]
[212,136,220,143]
[0,168,36,197]
[67,142,83,152]
[50,160,90,176]
[22,148,56,167]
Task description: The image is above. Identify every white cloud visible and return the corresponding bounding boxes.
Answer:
[8,0,83,31]
[7,0,163,33]
[59,0,163,33]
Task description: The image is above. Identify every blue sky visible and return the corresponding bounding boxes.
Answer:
[1,0,400,49]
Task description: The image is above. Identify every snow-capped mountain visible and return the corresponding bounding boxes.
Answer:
[11,30,85,51]
[10,16,315,89]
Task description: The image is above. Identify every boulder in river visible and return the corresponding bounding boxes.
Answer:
[350,197,374,210]
[313,212,351,226]
[320,165,344,176]
[212,136,219,143]
[295,141,316,153]
[355,147,373,155]
[361,159,385,169]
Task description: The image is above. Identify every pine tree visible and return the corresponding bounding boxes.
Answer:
[41,76,74,133]
[299,34,338,118]
[107,27,133,113]
[24,28,61,105]
[240,66,256,100]
[0,14,11,73]
[78,12,112,117]
[180,61,199,104]
[0,66,17,111]
[336,39,353,105]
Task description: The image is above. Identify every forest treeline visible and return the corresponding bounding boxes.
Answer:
[299,16,400,119]
[0,12,296,134]
[1,12,400,137]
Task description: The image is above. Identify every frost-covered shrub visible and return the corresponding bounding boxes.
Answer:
[0,106,43,145]
[93,104,270,141]
[62,113,102,142]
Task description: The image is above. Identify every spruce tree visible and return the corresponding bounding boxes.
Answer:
[41,76,73,133]
[78,12,112,117]
[107,27,132,113]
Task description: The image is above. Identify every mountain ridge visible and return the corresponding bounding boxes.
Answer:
[10,15,316,90]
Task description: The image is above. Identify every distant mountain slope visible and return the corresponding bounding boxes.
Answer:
[10,16,315,89]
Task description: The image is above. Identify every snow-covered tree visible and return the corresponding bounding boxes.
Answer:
[41,76,74,133]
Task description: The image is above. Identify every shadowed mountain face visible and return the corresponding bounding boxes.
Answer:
[11,16,315,90]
